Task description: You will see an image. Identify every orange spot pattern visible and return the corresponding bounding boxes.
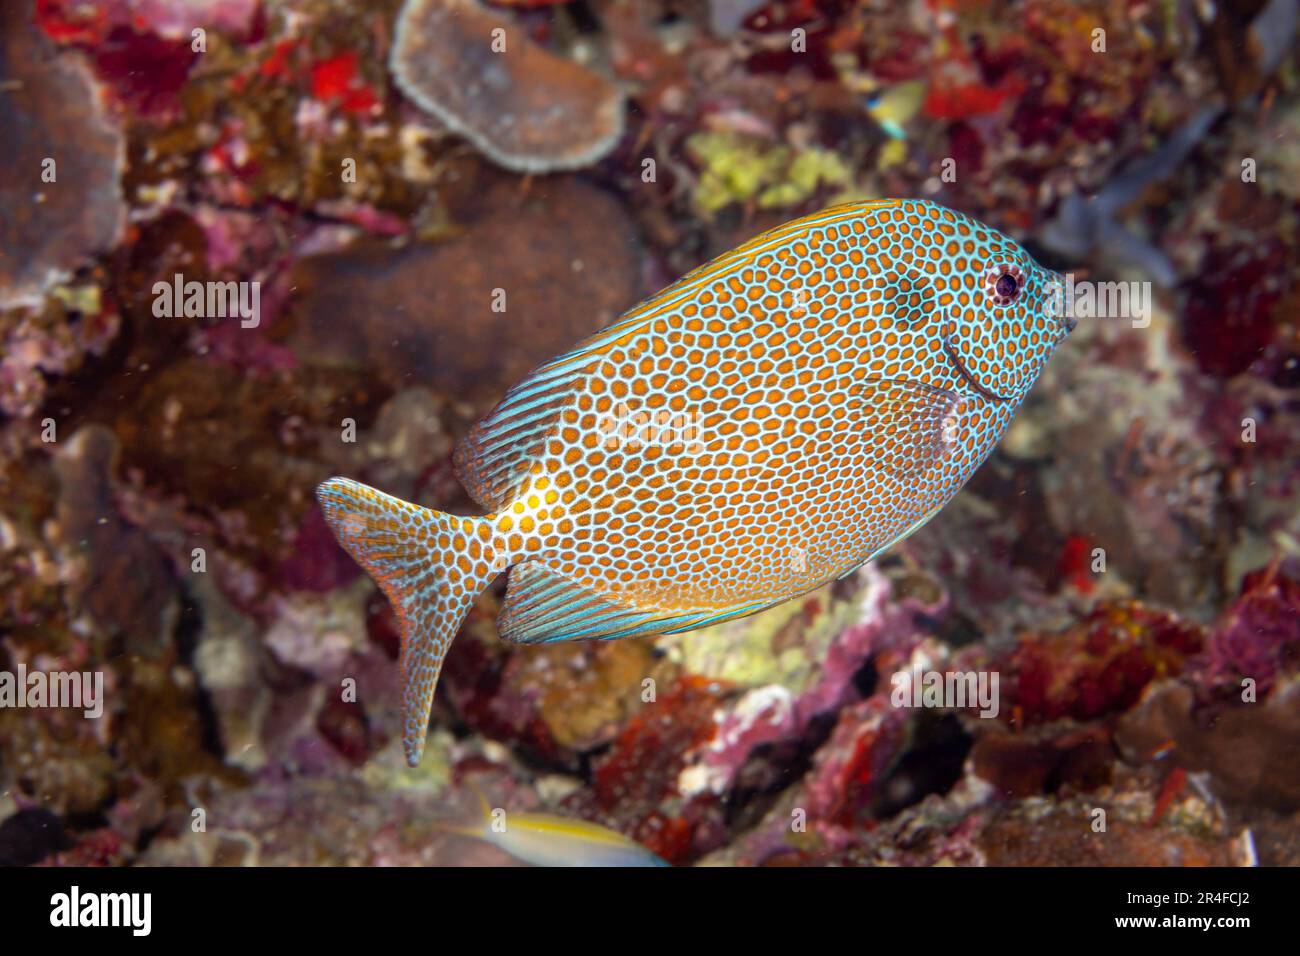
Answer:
[493,198,1070,613]
[319,198,1073,766]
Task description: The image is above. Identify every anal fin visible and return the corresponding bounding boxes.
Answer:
[500,563,717,644]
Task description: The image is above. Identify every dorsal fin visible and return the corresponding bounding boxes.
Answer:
[453,360,592,512]
[453,200,902,512]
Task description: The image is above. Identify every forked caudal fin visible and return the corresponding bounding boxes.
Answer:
[316,478,500,766]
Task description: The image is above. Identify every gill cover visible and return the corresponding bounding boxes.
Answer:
[940,254,1061,402]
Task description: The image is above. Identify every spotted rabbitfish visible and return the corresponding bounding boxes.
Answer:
[318,198,1074,766]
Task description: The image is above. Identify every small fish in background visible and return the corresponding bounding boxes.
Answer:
[865,79,927,141]
[318,198,1072,767]
[864,80,926,170]
[440,788,670,868]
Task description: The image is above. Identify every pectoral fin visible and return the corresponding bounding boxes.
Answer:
[848,377,963,481]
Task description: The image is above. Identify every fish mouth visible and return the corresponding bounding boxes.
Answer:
[1054,301,1077,340]
[1046,273,1076,339]
[942,335,1015,403]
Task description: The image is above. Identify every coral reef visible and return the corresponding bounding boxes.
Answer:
[390,0,625,172]
[0,0,1297,869]
[0,0,126,311]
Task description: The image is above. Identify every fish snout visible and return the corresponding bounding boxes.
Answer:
[1044,271,1075,340]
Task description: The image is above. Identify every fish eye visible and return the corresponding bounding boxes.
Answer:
[985,264,1024,306]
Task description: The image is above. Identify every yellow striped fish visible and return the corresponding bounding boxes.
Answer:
[440,789,669,867]
[318,198,1072,766]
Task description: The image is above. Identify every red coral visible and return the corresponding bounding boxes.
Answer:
[1056,533,1097,595]
[310,51,379,115]
[741,1,843,79]
[311,51,357,99]
[550,676,729,863]
[90,26,198,115]
[1182,236,1289,379]
[924,78,1021,120]
[592,676,722,811]
[1203,561,1300,694]
[36,0,110,44]
[259,38,299,79]
[803,697,908,827]
[633,812,693,863]
[1002,602,1204,725]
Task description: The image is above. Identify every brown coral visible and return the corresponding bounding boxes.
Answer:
[390,0,625,172]
[0,0,125,309]
[289,175,643,406]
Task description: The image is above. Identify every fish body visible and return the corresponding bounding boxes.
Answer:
[318,198,1072,765]
[444,797,669,867]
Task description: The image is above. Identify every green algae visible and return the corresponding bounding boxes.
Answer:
[685,131,857,219]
